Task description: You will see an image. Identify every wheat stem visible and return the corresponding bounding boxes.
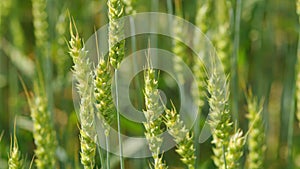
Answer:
[114,69,125,169]
[296,0,300,129]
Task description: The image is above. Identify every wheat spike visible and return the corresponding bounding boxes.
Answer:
[68,19,96,169]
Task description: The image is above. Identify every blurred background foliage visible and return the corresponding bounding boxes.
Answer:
[0,0,300,168]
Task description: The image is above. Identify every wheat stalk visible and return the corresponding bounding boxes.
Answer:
[143,60,167,169]
[296,0,300,128]
[68,19,96,169]
[246,92,265,169]
[164,105,196,169]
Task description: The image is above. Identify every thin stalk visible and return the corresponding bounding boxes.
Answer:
[130,17,143,110]
[105,135,110,169]
[287,85,295,169]
[232,0,242,126]
[115,69,124,169]
[96,144,104,169]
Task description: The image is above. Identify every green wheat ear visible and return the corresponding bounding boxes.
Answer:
[28,85,57,169]
[68,18,96,169]
[94,58,116,135]
[143,57,167,169]
[225,129,245,169]
[8,122,23,169]
[164,103,196,169]
[108,0,125,69]
[207,68,232,168]
[246,92,266,169]
[196,0,214,34]
[214,0,232,75]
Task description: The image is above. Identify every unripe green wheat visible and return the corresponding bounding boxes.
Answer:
[31,0,48,52]
[29,90,57,169]
[165,106,196,169]
[214,0,232,75]
[108,0,125,69]
[122,0,135,15]
[207,69,232,168]
[94,58,116,135]
[8,133,23,169]
[196,0,214,34]
[143,64,167,169]
[225,130,245,169]
[68,20,96,169]
[246,93,265,169]
[55,10,68,83]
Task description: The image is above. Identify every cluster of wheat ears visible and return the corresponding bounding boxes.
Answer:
[2,0,300,169]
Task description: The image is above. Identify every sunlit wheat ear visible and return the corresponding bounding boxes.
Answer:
[143,58,167,169]
[214,0,232,75]
[27,86,57,169]
[207,68,232,168]
[225,129,245,169]
[195,0,214,34]
[164,103,196,169]
[55,10,68,82]
[8,122,23,169]
[246,92,266,169]
[31,0,48,51]
[94,58,116,135]
[122,0,135,15]
[108,0,125,69]
[68,18,96,169]
[192,59,207,115]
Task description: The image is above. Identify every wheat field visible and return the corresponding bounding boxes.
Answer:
[0,0,300,169]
